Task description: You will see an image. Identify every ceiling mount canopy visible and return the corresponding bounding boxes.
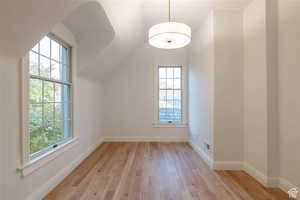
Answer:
[148,0,191,49]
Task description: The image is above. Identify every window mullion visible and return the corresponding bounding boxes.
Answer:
[172,68,175,122]
[50,39,52,79]
[38,43,41,76]
[42,80,45,127]
[53,83,56,137]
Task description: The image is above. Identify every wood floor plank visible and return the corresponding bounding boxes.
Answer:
[44,142,289,200]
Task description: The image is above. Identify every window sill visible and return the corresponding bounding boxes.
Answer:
[153,123,188,128]
[18,137,79,177]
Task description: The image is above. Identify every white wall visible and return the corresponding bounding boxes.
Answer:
[278,0,300,190]
[0,56,5,200]
[188,13,215,159]
[265,0,280,180]
[187,0,299,191]
[213,10,244,163]
[102,44,190,141]
[188,9,244,165]
[243,0,300,190]
[243,0,269,176]
[1,23,105,200]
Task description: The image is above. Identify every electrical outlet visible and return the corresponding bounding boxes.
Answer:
[204,141,211,151]
[206,143,210,150]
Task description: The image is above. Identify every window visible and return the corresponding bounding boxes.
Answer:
[21,34,74,170]
[154,65,188,127]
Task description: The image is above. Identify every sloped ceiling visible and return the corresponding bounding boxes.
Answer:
[63,1,115,72]
[80,0,144,79]
[82,0,252,80]
[0,0,84,57]
[0,0,251,80]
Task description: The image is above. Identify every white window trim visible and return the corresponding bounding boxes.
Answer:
[18,34,77,177]
[153,64,188,128]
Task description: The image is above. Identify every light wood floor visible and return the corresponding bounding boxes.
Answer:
[44,142,289,200]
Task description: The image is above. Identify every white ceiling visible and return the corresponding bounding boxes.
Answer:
[85,0,252,80]
[142,0,251,31]
[0,0,252,80]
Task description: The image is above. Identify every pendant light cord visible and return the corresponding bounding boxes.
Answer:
[168,0,171,22]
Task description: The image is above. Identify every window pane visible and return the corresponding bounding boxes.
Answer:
[166,99,173,109]
[55,103,63,121]
[159,68,166,78]
[40,36,51,57]
[55,84,62,102]
[62,85,71,102]
[29,120,42,136]
[51,122,63,142]
[61,46,69,65]
[30,125,48,154]
[54,84,71,103]
[62,120,72,139]
[50,62,69,82]
[174,90,181,101]
[165,100,173,121]
[51,60,60,80]
[61,65,70,82]
[62,101,71,120]
[159,106,167,122]
[166,68,173,78]
[30,78,43,103]
[174,78,181,89]
[174,68,181,78]
[44,103,54,123]
[166,90,173,101]
[166,79,173,89]
[29,104,43,124]
[174,100,182,121]
[56,87,72,122]
[159,79,166,89]
[40,56,50,78]
[29,104,44,154]
[51,40,60,62]
[29,51,39,75]
[174,100,181,109]
[44,81,54,102]
[30,122,60,154]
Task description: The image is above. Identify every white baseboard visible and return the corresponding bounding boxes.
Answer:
[189,145,298,197]
[267,177,280,188]
[26,138,104,200]
[243,163,283,188]
[279,178,300,199]
[243,162,269,186]
[103,136,189,142]
[189,141,213,168]
[213,161,244,170]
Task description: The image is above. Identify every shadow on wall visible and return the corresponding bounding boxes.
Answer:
[0,0,115,72]
[63,1,115,72]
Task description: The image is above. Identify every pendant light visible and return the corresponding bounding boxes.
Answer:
[148,0,191,49]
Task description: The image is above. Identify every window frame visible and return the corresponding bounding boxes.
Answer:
[19,33,78,176]
[153,64,188,128]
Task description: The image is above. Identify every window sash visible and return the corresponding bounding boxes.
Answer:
[158,66,183,123]
[27,34,73,159]
[29,33,72,83]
